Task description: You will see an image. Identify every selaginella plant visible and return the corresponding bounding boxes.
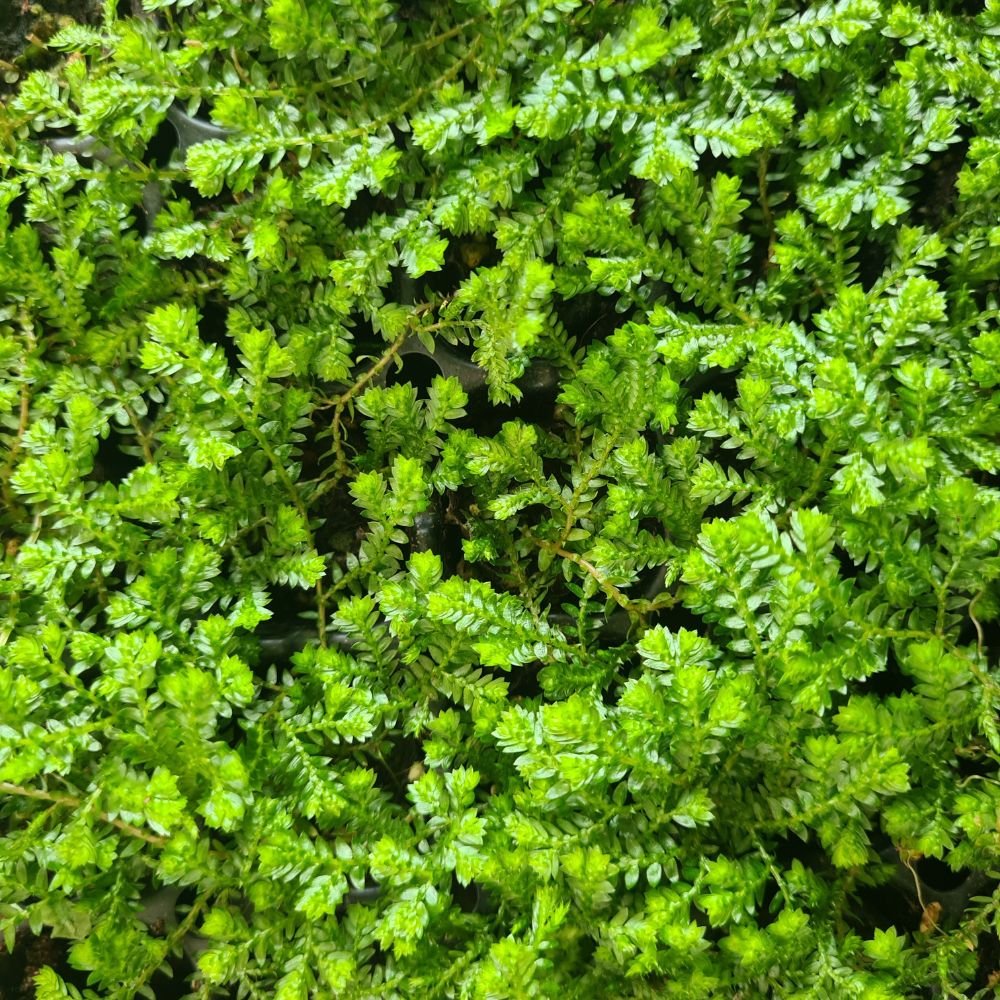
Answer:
[2,0,1000,996]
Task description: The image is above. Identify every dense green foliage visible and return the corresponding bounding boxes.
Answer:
[2,0,1000,996]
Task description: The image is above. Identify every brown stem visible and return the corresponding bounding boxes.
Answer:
[969,589,985,657]
[411,17,482,52]
[0,781,168,848]
[122,401,155,464]
[529,535,676,617]
[317,329,411,489]
[229,45,250,84]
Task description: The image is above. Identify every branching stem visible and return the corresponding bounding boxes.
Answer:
[0,781,168,848]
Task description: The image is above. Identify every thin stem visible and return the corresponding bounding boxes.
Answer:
[411,16,482,52]
[0,781,168,848]
[537,539,634,612]
[969,589,985,657]
[122,401,155,464]
[316,329,411,492]
[790,436,837,515]
[560,431,621,545]
[899,850,944,935]
[756,838,793,908]
[115,893,211,1000]
[289,37,484,150]
[758,152,776,270]
[229,46,250,85]
[195,366,316,552]
[528,535,677,618]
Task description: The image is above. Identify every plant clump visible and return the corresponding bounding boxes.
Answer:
[2,0,1000,997]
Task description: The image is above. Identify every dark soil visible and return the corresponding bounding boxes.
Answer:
[0,926,84,1000]
[0,0,103,97]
